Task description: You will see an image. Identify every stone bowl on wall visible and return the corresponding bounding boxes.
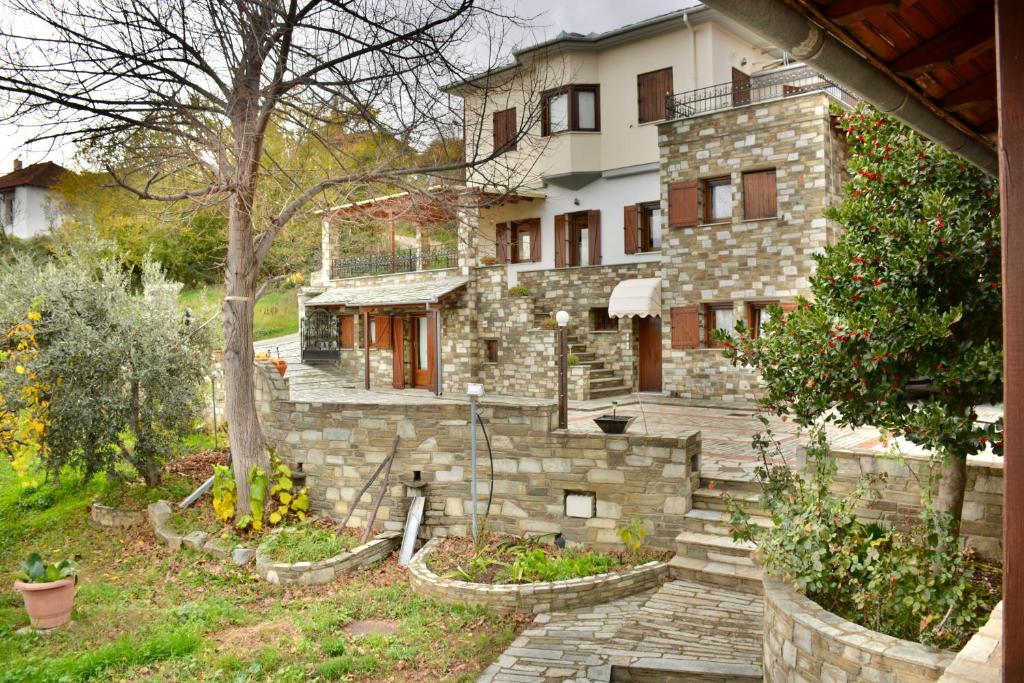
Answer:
[407,538,670,614]
[763,578,955,682]
[255,530,402,586]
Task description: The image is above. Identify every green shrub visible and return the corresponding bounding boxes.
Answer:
[95,474,195,510]
[508,284,529,297]
[497,547,614,583]
[730,422,1000,650]
[567,354,580,366]
[260,526,357,563]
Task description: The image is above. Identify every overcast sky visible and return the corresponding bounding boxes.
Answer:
[0,0,693,171]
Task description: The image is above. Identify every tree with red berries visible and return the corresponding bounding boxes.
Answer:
[725,104,1001,537]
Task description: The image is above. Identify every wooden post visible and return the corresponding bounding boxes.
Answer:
[998,1,1023,676]
[362,310,371,390]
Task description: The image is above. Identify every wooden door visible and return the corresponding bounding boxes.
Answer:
[638,316,663,392]
[411,315,432,388]
[732,68,751,107]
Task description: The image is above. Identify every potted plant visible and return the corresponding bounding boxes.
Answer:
[254,352,287,377]
[593,401,636,435]
[13,553,78,629]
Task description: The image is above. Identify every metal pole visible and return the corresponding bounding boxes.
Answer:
[210,374,218,450]
[558,326,568,429]
[469,394,478,546]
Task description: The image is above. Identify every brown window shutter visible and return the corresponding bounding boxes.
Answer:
[637,67,673,123]
[340,315,355,349]
[743,169,777,219]
[668,181,698,228]
[623,204,638,255]
[391,317,405,388]
[529,218,541,262]
[732,68,751,107]
[554,214,567,267]
[495,222,510,263]
[587,210,601,265]
[493,108,517,153]
[374,315,392,349]
[670,305,701,349]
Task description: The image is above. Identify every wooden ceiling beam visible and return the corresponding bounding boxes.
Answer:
[824,0,909,25]
[889,8,995,76]
[941,75,998,112]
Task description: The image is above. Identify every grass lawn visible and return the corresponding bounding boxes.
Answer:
[179,285,300,344]
[0,457,526,682]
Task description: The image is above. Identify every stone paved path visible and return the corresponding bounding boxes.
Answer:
[478,579,763,682]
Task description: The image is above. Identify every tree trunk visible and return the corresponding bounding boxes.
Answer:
[933,453,967,555]
[222,179,268,516]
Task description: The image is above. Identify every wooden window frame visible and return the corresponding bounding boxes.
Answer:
[747,301,778,340]
[742,169,778,220]
[637,67,673,124]
[485,339,499,363]
[637,201,660,252]
[704,303,736,348]
[591,307,617,332]
[541,85,601,136]
[511,219,541,264]
[492,107,517,154]
[703,176,733,224]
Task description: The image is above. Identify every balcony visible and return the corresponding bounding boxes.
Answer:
[330,245,458,280]
[667,67,858,121]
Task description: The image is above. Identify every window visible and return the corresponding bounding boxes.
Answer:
[743,169,778,219]
[562,210,600,267]
[638,202,661,251]
[485,339,499,363]
[512,219,541,263]
[591,307,617,332]
[370,315,392,349]
[637,67,673,123]
[542,85,600,135]
[0,192,12,227]
[704,176,732,223]
[492,107,517,154]
[704,303,736,348]
[747,302,778,339]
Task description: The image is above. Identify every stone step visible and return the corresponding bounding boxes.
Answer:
[587,367,614,378]
[610,659,762,682]
[589,384,633,399]
[668,556,763,595]
[692,487,767,516]
[682,509,771,536]
[675,531,757,566]
[590,375,626,387]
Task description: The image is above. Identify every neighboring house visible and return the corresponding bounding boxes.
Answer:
[299,7,853,404]
[0,160,69,239]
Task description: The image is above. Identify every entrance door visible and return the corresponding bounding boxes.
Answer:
[411,315,432,388]
[638,316,663,392]
[732,67,751,107]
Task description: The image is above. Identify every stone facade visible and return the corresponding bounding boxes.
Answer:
[657,92,849,403]
[255,365,701,549]
[408,538,670,614]
[826,449,1003,561]
[763,578,954,683]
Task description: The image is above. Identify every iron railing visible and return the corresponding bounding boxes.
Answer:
[667,67,858,121]
[330,245,458,280]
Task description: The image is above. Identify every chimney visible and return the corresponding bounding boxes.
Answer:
[13,158,22,171]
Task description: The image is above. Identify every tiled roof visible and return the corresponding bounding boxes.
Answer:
[307,277,468,307]
[0,162,68,191]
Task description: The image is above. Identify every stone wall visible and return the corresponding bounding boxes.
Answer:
[408,538,670,614]
[827,449,1003,561]
[255,365,701,549]
[255,531,402,586]
[763,578,954,683]
[937,602,1002,682]
[657,91,849,403]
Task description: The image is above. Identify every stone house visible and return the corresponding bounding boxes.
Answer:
[298,8,852,404]
[0,160,69,240]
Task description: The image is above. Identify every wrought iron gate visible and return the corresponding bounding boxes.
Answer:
[300,308,340,363]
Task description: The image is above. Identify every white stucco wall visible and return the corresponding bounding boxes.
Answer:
[1,186,64,239]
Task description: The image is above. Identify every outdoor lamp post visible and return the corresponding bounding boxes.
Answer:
[467,382,485,546]
[556,310,570,429]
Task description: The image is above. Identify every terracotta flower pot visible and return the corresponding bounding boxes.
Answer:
[271,358,287,377]
[13,577,76,629]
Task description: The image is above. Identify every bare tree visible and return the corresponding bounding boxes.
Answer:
[0,0,552,512]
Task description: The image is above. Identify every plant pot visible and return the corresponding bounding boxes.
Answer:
[593,415,636,434]
[13,577,76,629]
[271,359,287,377]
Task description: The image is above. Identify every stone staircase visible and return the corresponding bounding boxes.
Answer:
[531,311,631,399]
[669,474,770,595]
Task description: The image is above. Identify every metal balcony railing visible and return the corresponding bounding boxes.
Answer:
[667,67,858,121]
[330,245,459,280]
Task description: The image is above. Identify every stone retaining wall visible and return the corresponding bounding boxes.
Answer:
[408,538,670,614]
[89,503,145,528]
[763,579,954,683]
[147,501,255,566]
[827,449,1003,561]
[255,530,402,585]
[255,365,701,550]
[937,602,1002,682]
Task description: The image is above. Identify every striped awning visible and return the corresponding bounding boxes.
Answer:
[608,278,661,318]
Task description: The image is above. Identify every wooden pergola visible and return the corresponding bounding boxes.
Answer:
[702,0,1019,675]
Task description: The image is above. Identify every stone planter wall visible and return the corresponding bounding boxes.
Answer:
[763,579,954,683]
[90,503,145,528]
[827,449,1003,561]
[147,501,255,566]
[255,530,401,586]
[408,538,670,614]
[938,602,1002,682]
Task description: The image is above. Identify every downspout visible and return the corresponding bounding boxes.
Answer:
[683,12,698,90]
[700,0,998,175]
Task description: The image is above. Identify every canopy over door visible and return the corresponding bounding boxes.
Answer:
[608,278,661,319]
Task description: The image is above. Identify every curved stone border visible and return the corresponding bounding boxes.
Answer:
[255,530,402,585]
[147,500,255,566]
[763,578,955,682]
[90,503,145,528]
[408,538,670,614]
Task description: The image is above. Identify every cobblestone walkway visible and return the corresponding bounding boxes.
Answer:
[478,579,763,682]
